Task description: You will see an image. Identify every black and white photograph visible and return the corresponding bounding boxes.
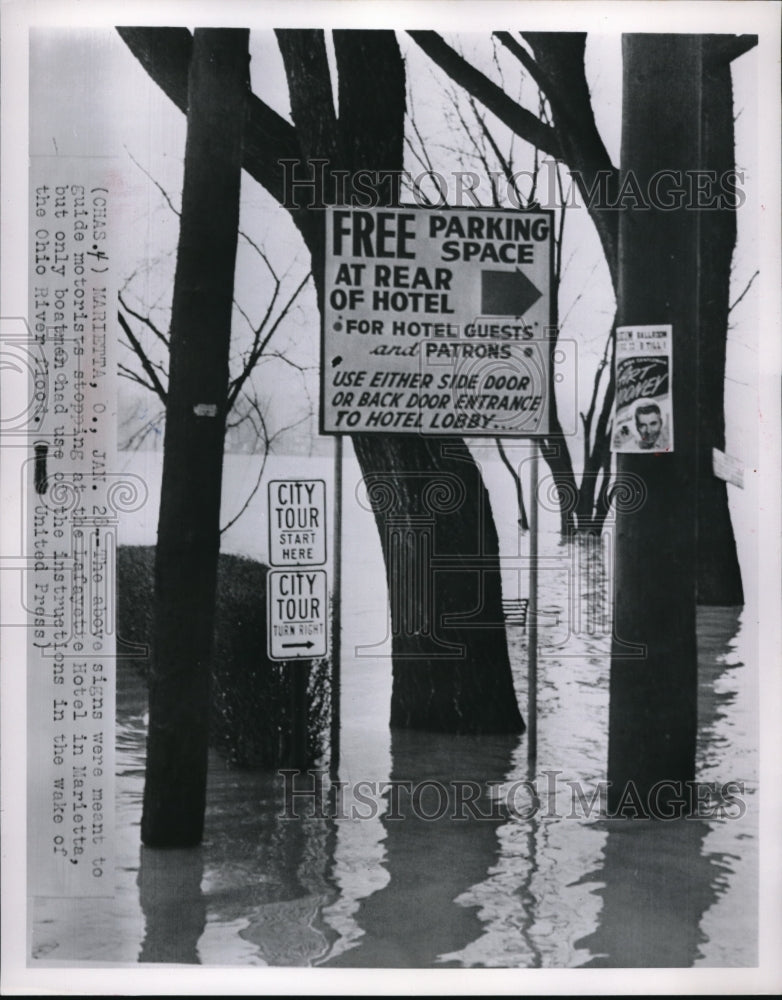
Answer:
[1,1,780,994]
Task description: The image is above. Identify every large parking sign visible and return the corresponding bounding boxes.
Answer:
[322,206,553,436]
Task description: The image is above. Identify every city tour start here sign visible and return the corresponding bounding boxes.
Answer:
[322,206,553,436]
[268,479,327,567]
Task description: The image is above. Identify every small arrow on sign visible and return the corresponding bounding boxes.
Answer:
[481,268,542,316]
[282,640,316,649]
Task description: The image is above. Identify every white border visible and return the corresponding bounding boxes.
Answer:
[2,1,780,995]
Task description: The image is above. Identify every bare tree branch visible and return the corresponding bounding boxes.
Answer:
[704,34,758,66]
[404,81,440,205]
[407,32,563,159]
[465,95,515,206]
[124,145,181,216]
[729,268,759,313]
[118,309,168,402]
[227,270,312,409]
[118,362,159,396]
[239,228,279,282]
[220,400,310,534]
[559,260,600,329]
[496,438,529,530]
[119,290,170,348]
[493,31,552,97]
[120,408,165,451]
[262,350,317,373]
[580,324,612,457]
[450,93,500,204]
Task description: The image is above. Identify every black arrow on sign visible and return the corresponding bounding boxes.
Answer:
[481,268,542,316]
[282,640,315,649]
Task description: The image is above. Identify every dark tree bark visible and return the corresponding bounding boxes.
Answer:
[352,434,523,732]
[514,33,620,289]
[607,35,702,812]
[696,39,744,605]
[140,28,249,846]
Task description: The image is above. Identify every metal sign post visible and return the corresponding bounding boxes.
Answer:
[528,442,539,766]
[330,436,343,779]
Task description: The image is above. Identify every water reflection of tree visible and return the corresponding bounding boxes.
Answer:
[325,730,519,967]
[576,606,747,967]
[138,847,206,963]
[575,817,730,967]
[207,772,339,965]
[137,767,340,965]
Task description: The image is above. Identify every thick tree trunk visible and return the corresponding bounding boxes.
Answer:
[524,34,744,590]
[352,434,524,732]
[608,35,701,814]
[141,29,248,846]
[696,43,744,605]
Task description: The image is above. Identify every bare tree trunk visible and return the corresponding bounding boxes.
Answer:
[352,434,524,732]
[496,438,529,530]
[141,29,248,846]
[696,41,744,605]
[608,35,701,814]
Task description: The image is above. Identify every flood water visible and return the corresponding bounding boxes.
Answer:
[31,451,758,968]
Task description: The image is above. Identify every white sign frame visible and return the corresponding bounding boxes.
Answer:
[268,478,327,566]
[267,568,328,661]
[321,205,554,437]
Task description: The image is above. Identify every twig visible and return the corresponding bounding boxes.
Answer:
[729,269,759,313]
[496,438,529,530]
[117,310,168,402]
[119,290,170,348]
[124,145,181,217]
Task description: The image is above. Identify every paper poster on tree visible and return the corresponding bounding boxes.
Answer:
[612,324,674,453]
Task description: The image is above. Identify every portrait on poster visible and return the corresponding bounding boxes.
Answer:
[612,324,673,454]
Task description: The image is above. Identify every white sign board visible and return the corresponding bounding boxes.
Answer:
[712,448,745,488]
[268,479,326,566]
[267,569,328,661]
[612,324,674,453]
[322,207,553,436]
